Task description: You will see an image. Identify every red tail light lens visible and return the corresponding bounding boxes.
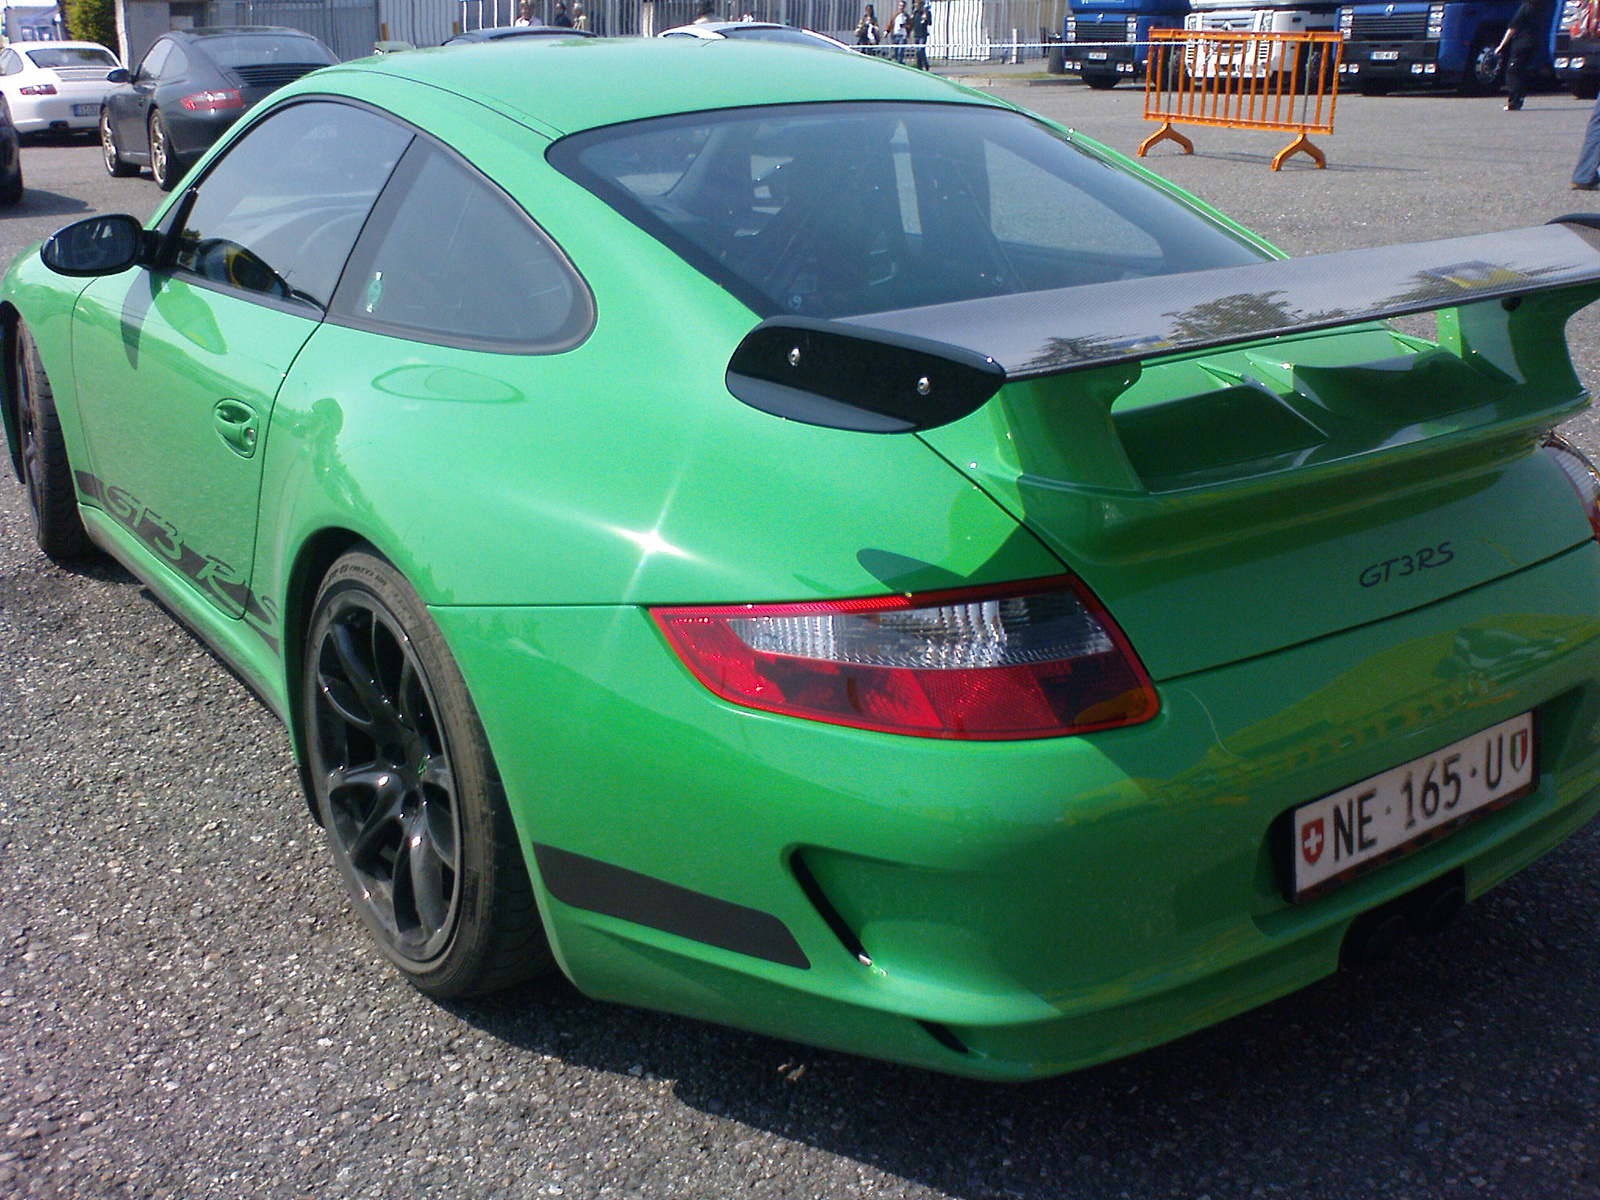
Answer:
[180,89,243,111]
[1542,433,1600,541]
[654,577,1159,740]
[18,83,57,95]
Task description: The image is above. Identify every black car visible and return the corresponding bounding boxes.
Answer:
[101,26,336,190]
[0,94,20,206]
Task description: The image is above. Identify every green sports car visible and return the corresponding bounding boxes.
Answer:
[7,36,1600,1082]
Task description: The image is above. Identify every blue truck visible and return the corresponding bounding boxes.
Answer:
[1061,0,1192,88]
[1334,0,1533,93]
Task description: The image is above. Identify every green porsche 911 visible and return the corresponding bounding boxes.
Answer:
[7,36,1600,1081]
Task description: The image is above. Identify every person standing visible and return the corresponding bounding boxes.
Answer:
[1495,0,1554,110]
[911,0,931,68]
[890,0,910,62]
[572,1,588,29]
[1573,94,1600,187]
[856,5,881,53]
[550,0,574,25]
[513,0,536,24]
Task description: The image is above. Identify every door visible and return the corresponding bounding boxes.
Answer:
[110,37,169,154]
[72,98,413,623]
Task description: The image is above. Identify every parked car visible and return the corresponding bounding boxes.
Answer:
[0,94,20,205]
[0,40,121,139]
[9,36,1600,1081]
[443,25,597,42]
[659,19,853,50]
[100,26,336,190]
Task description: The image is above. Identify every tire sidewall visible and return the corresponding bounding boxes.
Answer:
[303,549,511,996]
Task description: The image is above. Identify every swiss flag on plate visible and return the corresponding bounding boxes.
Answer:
[1301,818,1325,865]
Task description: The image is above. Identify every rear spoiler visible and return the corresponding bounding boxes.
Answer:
[725,218,1600,433]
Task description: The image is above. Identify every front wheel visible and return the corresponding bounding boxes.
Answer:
[303,549,553,998]
[1574,77,1600,100]
[1460,35,1503,95]
[148,110,181,191]
[1083,72,1119,89]
[101,109,137,177]
[12,321,91,560]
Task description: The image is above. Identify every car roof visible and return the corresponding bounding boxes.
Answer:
[662,21,791,34]
[445,25,599,42]
[337,36,988,135]
[178,25,324,40]
[18,40,115,52]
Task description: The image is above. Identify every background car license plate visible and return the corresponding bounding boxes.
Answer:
[72,104,98,117]
[1291,713,1534,900]
[1371,50,1400,60]
[1088,51,1108,59]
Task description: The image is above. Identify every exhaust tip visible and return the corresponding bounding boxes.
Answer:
[1341,868,1467,969]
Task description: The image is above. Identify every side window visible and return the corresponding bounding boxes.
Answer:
[159,42,190,79]
[332,141,593,353]
[137,40,171,79]
[167,101,412,310]
[0,51,20,75]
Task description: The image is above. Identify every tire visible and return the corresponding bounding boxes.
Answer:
[1460,32,1503,96]
[1084,72,1119,89]
[303,549,553,999]
[12,322,91,560]
[0,158,20,208]
[1574,77,1600,101]
[148,110,181,191]
[101,108,137,177]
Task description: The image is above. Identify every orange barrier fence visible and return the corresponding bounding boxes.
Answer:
[1139,31,1343,171]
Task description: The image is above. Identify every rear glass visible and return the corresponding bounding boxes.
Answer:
[198,34,335,67]
[720,26,842,47]
[551,101,1266,319]
[27,47,119,68]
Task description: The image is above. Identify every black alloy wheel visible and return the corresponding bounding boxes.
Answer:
[13,322,90,559]
[304,550,551,997]
[102,108,137,177]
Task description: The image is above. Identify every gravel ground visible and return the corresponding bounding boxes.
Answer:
[3,82,1600,1200]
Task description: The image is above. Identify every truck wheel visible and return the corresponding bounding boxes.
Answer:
[1084,72,1119,89]
[1460,30,1504,95]
[1575,77,1600,100]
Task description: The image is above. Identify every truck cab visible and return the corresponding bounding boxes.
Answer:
[1063,0,1192,88]
[1335,0,1517,92]
[1554,0,1600,97]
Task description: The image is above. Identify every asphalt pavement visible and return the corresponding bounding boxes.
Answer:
[3,83,1600,1200]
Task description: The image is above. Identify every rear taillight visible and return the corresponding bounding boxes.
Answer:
[180,89,243,111]
[18,83,56,95]
[653,577,1158,740]
[1542,433,1600,541]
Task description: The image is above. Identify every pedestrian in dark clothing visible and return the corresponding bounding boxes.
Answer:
[911,0,931,68]
[1495,0,1553,110]
[855,5,881,53]
[551,0,573,25]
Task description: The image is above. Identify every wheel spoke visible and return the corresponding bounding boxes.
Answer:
[347,787,404,868]
[323,619,398,732]
[418,754,455,796]
[404,814,450,935]
[326,762,386,798]
[424,798,458,871]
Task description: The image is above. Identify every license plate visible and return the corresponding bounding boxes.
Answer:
[1289,713,1535,901]
[72,104,98,117]
[1371,50,1400,60]
[1088,50,1108,60]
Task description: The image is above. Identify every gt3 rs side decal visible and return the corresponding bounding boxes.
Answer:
[532,843,811,970]
[74,470,280,652]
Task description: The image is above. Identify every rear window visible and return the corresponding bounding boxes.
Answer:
[550,101,1266,319]
[26,46,119,69]
[720,26,844,48]
[197,34,335,67]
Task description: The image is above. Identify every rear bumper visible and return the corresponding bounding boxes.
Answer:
[435,543,1600,1080]
[9,91,107,134]
[161,105,245,159]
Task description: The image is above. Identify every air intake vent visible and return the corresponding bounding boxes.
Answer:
[232,63,323,89]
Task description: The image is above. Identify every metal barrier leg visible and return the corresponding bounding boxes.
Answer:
[1137,121,1195,158]
[1271,132,1325,170]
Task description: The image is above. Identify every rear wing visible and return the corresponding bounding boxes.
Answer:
[725,219,1600,433]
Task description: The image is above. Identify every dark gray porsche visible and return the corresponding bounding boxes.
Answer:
[100,26,336,190]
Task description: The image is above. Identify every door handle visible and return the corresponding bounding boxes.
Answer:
[213,398,259,458]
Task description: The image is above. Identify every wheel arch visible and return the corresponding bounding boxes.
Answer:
[1,301,20,481]
[282,525,370,823]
